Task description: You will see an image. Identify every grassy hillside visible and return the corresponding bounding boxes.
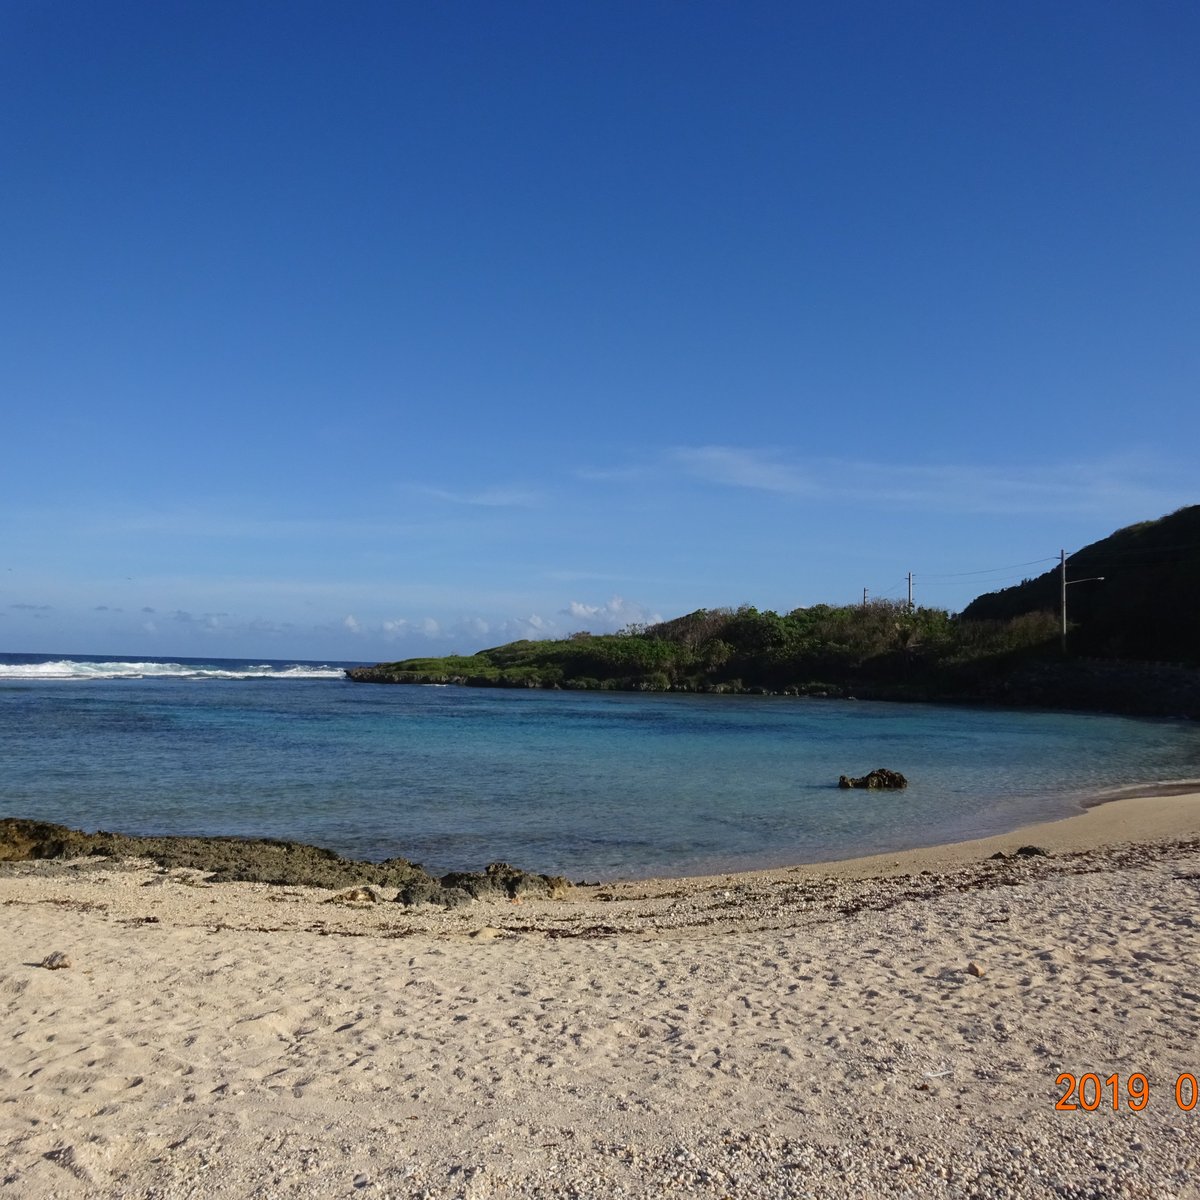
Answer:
[960,504,1200,664]
[348,506,1200,712]
[348,601,1061,696]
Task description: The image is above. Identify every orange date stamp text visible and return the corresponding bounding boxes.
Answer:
[1055,1072,1197,1112]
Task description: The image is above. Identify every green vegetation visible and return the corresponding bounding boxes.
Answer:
[348,506,1200,715]
[962,504,1200,664]
[348,601,1061,696]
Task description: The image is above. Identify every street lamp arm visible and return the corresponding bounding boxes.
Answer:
[1060,549,1106,654]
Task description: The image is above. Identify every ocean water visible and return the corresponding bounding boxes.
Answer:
[2,652,1198,880]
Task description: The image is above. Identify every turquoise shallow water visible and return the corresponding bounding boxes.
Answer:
[2,653,1199,879]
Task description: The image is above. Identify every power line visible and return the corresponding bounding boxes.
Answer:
[865,556,1056,608]
[917,573,1039,590]
[860,534,1197,611]
[921,556,1058,579]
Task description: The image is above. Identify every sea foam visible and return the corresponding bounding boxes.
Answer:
[0,658,344,681]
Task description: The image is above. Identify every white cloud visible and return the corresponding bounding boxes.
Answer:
[245,618,292,635]
[379,614,497,644]
[410,484,541,508]
[647,445,1190,518]
[485,613,553,641]
[544,568,631,583]
[826,457,1187,517]
[670,445,816,495]
[573,463,649,484]
[344,614,362,634]
[172,610,228,631]
[566,601,602,618]
[562,595,663,632]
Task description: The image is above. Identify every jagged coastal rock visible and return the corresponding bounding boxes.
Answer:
[838,768,908,790]
[397,861,572,908]
[0,819,569,908]
[346,666,474,686]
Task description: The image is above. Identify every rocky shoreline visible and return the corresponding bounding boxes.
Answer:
[345,658,1200,719]
[3,793,1200,1199]
[0,818,569,907]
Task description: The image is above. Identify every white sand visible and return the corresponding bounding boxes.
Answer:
[2,793,1200,1199]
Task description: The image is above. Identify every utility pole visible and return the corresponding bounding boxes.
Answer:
[1060,549,1068,654]
[1060,549,1104,656]
[907,572,914,611]
[862,587,869,608]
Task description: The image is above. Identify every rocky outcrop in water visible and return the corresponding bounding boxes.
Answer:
[346,667,472,685]
[838,768,908,790]
[0,819,570,908]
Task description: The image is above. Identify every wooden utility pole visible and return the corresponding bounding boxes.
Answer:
[1060,550,1104,656]
[862,587,869,608]
[1060,548,1068,654]
[907,572,914,611]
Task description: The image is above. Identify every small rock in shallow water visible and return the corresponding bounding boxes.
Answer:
[838,768,908,790]
[39,951,72,970]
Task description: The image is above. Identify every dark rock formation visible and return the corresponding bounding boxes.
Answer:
[0,818,98,861]
[0,818,570,908]
[345,667,471,685]
[437,861,571,902]
[838,768,908,790]
[989,844,1050,861]
[0,818,434,888]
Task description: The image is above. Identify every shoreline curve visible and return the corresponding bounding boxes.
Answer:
[3,786,1200,895]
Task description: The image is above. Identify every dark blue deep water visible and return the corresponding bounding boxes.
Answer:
[2,653,1198,879]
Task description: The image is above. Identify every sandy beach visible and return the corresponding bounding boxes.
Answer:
[3,792,1200,1199]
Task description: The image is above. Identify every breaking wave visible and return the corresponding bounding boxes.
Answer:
[0,658,346,681]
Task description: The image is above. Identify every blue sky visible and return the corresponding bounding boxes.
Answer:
[2,1,1196,662]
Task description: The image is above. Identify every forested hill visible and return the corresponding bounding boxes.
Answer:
[960,505,1200,664]
[347,505,1200,714]
[350,601,1037,696]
